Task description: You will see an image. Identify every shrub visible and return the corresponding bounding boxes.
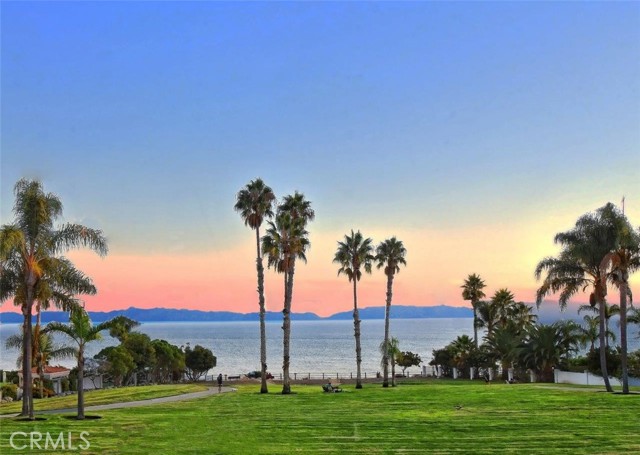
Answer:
[1,383,18,400]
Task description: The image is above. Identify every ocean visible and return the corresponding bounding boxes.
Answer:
[2,318,638,378]
[0,318,473,377]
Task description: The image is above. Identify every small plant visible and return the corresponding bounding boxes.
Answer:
[1,383,18,400]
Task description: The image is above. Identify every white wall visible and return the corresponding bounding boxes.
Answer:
[554,370,640,387]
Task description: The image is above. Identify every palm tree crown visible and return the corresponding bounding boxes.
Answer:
[234,178,275,230]
[334,230,374,282]
[375,237,407,275]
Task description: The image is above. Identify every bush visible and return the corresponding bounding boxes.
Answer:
[1,383,18,400]
[61,378,70,393]
[33,386,55,399]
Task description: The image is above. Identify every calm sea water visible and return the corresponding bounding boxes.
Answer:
[0,319,473,376]
[2,318,637,377]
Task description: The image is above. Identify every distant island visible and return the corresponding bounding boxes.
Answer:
[0,305,474,324]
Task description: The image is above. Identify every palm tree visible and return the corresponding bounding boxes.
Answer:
[45,308,117,419]
[375,237,407,388]
[535,203,622,392]
[0,179,107,418]
[485,325,522,380]
[475,300,500,337]
[579,314,615,352]
[577,303,619,347]
[5,330,76,397]
[461,274,486,348]
[235,178,275,394]
[518,322,582,382]
[599,212,640,394]
[379,337,400,386]
[333,230,374,389]
[262,194,313,394]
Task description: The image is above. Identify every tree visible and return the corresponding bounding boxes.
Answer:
[485,325,522,380]
[518,322,582,382]
[262,192,313,394]
[599,212,640,394]
[45,308,117,419]
[123,332,156,385]
[184,344,216,382]
[94,345,135,387]
[152,339,185,383]
[379,337,400,386]
[333,230,374,389]
[535,203,622,392]
[577,304,618,348]
[0,179,107,419]
[375,237,407,388]
[461,274,486,348]
[5,330,75,397]
[235,178,275,394]
[395,351,422,377]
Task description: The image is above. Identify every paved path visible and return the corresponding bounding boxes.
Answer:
[0,386,235,418]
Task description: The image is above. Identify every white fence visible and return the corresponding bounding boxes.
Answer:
[554,370,640,387]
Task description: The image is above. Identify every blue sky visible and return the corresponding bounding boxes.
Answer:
[1,2,639,314]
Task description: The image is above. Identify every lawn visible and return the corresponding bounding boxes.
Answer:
[0,384,207,415]
[1,381,638,454]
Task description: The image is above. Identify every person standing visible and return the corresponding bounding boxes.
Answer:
[217,374,223,392]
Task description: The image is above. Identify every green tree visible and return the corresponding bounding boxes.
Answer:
[184,344,216,381]
[375,237,407,388]
[379,337,400,386]
[599,213,640,394]
[0,179,107,418]
[578,304,618,348]
[333,230,374,389]
[235,178,275,394]
[5,330,75,397]
[519,322,583,382]
[535,203,621,392]
[461,274,486,348]
[152,339,185,383]
[45,309,117,419]
[94,345,135,387]
[395,351,422,376]
[262,192,313,394]
[123,332,156,384]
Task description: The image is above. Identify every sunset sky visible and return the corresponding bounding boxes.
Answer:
[1,2,639,316]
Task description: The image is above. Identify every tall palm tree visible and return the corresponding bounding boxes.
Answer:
[262,194,312,395]
[579,314,615,352]
[375,237,407,388]
[461,274,486,348]
[599,211,640,394]
[334,230,374,389]
[45,308,117,419]
[0,179,107,418]
[235,178,275,394]
[475,300,500,337]
[535,203,621,392]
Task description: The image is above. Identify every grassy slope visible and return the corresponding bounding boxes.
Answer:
[1,381,639,454]
[0,384,207,415]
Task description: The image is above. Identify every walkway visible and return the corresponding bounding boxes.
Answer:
[0,386,235,418]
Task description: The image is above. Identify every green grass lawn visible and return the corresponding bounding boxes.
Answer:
[0,384,207,415]
[1,381,638,454]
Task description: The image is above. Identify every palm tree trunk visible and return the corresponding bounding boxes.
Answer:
[391,357,396,387]
[382,274,394,388]
[598,299,613,392]
[77,346,85,419]
[472,302,479,349]
[255,228,268,394]
[352,278,363,389]
[35,305,44,400]
[282,268,293,394]
[22,283,35,419]
[620,278,629,394]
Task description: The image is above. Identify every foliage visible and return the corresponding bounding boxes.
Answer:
[95,345,136,387]
[1,383,18,400]
[108,316,141,342]
[123,332,157,379]
[184,344,216,381]
[151,339,185,383]
[0,178,107,418]
[395,351,422,375]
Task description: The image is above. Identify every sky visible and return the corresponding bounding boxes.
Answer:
[1,2,639,317]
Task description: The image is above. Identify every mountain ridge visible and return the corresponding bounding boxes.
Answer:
[0,305,473,323]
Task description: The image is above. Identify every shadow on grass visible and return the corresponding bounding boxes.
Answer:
[63,415,103,420]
